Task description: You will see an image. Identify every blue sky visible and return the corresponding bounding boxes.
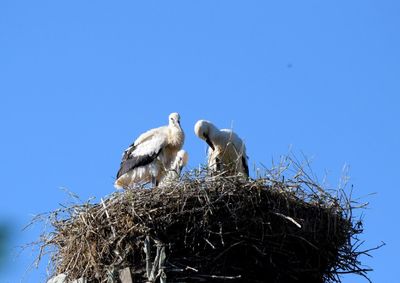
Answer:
[0,1,399,282]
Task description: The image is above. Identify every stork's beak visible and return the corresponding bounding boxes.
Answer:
[179,165,183,173]
[205,136,215,150]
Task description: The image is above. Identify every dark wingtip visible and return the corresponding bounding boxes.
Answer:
[116,149,162,179]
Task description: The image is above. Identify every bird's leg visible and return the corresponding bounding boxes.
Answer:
[151,176,156,187]
[151,175,159,187]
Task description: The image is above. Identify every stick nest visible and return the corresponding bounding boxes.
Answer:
[33,159,376,283]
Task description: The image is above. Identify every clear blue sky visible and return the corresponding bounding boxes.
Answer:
[1,1,399,282]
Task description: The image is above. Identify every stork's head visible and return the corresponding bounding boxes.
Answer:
[169,112,181,128]
[194,120,215,150]
[174,149,189,173]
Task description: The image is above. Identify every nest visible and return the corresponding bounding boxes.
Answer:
[32,159,377,283]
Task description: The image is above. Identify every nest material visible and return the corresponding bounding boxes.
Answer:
[36,163,374,283]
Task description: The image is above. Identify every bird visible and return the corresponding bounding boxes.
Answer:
[194,120,249,177]
[114,112,185,189]
[160,149,189,184]
[170,149,189,177]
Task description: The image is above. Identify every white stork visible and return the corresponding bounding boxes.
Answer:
[170,149,189,177]
[194,120,249,177]
[114,112,185,189]
[160,149,189,184]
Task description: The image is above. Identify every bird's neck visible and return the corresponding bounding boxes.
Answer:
[168,126,185,148]
[208,124,221,144]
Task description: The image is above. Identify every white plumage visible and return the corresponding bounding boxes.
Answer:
[170,149,189,176]
[160,149,189,185]
[115,113,185,189]
[194,120,249,177]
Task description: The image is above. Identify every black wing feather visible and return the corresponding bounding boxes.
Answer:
[116,147,162,179]
[120,142,136,162]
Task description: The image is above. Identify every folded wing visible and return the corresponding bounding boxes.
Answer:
[116,128,168,179]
